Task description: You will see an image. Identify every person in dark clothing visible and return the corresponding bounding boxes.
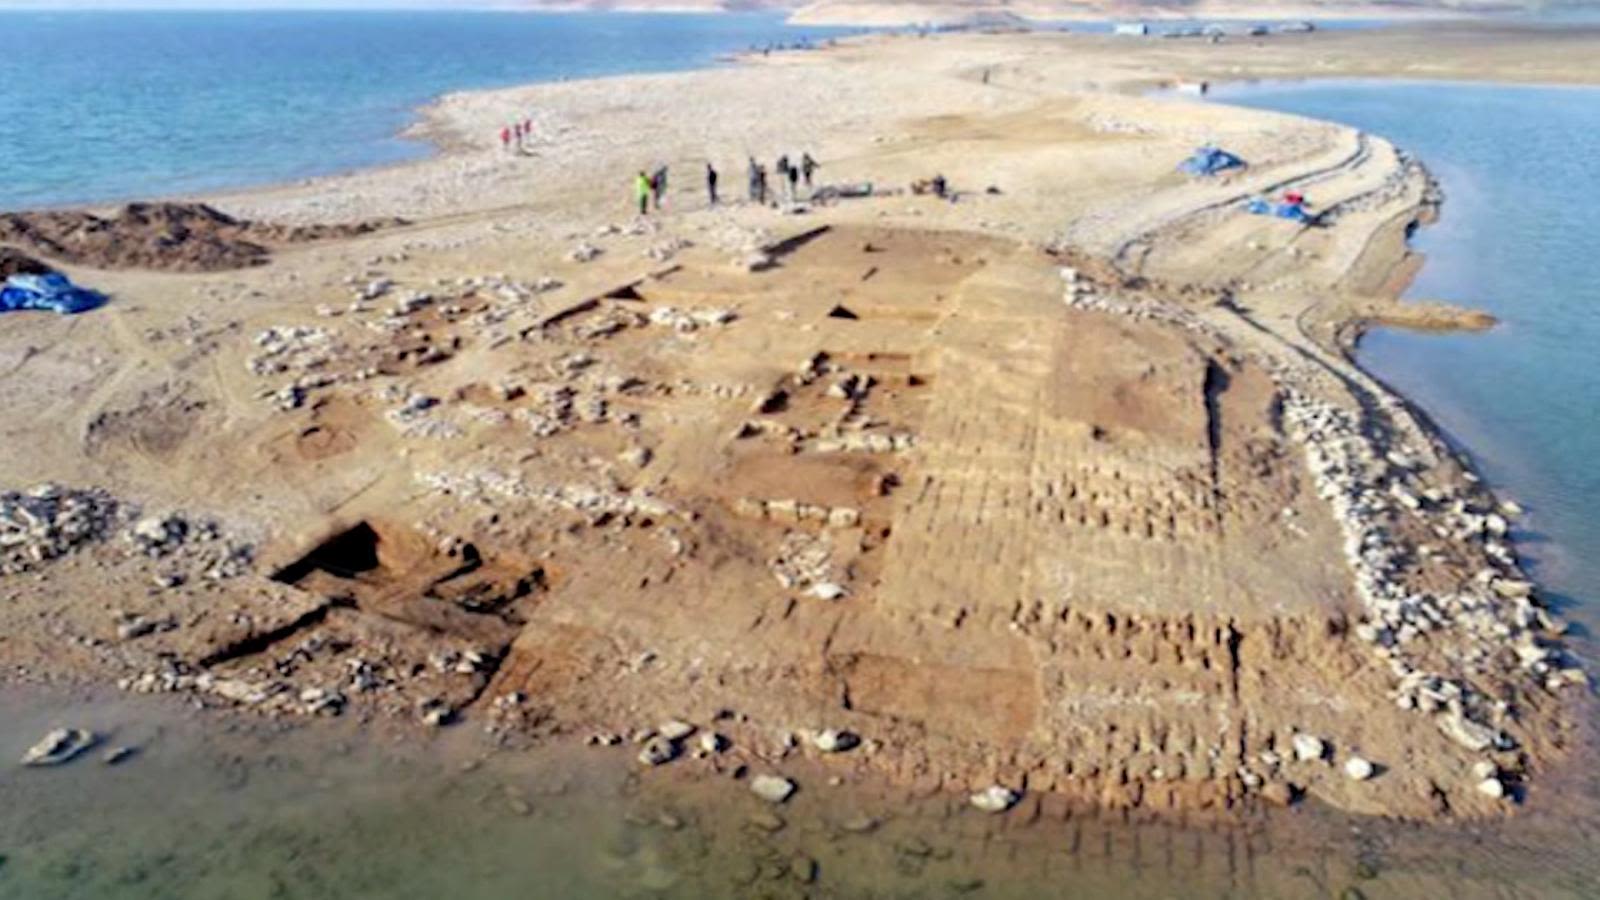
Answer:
[651,166,668,211]
[775,154,791,189]
[755,164,769,204]
[786,161,800,201]
[800,153,818,188]
[706,162,719,207]
[747,157,761,202]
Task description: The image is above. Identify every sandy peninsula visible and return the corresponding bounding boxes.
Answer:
[2,22,1598,832]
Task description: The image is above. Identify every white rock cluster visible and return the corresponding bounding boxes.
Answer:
[647,306,736,333]
[735,497,861,529]
[766,530,843,594]
[1280,384,1575,750]
[418,471,681,525]
[1,484,119,575]
[248,326,336,376]
[810,432,916,454]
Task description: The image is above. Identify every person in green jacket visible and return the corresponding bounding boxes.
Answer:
[635,170,651,216]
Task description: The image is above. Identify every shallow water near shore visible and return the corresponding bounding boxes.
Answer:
[1215,80,1600,628]
[3,685,1600,899]
[0,10,855,211]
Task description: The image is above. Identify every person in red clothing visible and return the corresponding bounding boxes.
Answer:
[500,126,511,152]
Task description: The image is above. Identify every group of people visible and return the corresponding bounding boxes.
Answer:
[745,152,819,206]
[498,119,534,153]
[632,152,821,216]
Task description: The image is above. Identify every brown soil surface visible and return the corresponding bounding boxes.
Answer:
[0,24,1591,829]
[0,202,404,273]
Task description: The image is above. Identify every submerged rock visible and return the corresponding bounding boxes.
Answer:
[21,728,98,767]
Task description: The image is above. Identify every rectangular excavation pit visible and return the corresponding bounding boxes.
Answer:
[269,520,544,640]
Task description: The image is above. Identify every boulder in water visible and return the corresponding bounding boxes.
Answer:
[21,728,98,767]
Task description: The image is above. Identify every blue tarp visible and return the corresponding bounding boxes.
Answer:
[0,272,106,315]
[1179,145,1246,177]
[1245,197,1313,223]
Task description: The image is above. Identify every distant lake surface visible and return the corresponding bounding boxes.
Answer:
[0,10,853,210]
[1215,80,1600,623]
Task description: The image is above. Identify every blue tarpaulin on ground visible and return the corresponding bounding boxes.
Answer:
[1246,197,1314,223]
[1178,145,1246,177]
[0,272,106,315]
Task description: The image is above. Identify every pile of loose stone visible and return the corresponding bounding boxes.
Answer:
[2,483,254,583]
[765,530,848,599]
[383,389,462,440]
[1281,389,1580,734]
[646,306,736,334]
[121,634,491,723]
[248,325,348,410]
[1,484,120,575]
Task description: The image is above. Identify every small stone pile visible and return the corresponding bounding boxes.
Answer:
[646,306,736,333]
[1,484,119,575]
[124,512,254,581]
[248,326,336,376]
[766,530,843,594]
[248,325,345,410]
[384,392,461,439]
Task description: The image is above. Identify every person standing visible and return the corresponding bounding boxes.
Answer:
[651,165,669,211]
[747,157,761,202]
[755,164,769,205]
[800,152,825,187]
[785,160,800,202]
[706,162,720,207]
[635,170,652,216]
[500,126,511,152]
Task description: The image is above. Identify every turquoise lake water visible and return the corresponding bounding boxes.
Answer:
[0,10,854,210]
[1216,80,1600,627]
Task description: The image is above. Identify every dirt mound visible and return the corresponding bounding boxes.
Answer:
[0,202,406,273]
[0,247,54,279]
